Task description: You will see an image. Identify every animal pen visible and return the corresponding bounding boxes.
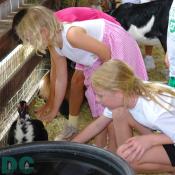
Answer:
[0,0,82,147]
[0,0,50,146]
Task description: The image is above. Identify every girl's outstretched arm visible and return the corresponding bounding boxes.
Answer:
[67,26,111,62]
[35,55,56,117]
[72,116,112,143]
[46,56,56,112]
[41,47,68,122]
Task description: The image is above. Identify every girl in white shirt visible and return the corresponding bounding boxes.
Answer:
[73,59,175,174]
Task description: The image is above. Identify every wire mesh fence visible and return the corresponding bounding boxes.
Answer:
[0,45,50,146]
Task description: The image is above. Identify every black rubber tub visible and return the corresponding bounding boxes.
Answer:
[0,141,135,175]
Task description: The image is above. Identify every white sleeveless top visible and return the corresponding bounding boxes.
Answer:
[55,19,105,66]
[103,83,175,142]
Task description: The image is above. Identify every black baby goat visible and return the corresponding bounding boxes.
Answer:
[7,101,48,145]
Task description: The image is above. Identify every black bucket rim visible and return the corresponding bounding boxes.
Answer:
[0,141,135,175]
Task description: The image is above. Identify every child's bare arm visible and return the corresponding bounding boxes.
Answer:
[41,47,68,121]
[117,133,173,162]
[72,116,112,143]
[47,56,56,109]
[67,26,111,62]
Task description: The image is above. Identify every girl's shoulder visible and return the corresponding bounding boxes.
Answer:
[63,19,105,34]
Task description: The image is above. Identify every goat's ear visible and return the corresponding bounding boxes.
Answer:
[23,102,27,107]
[19,100,27,107]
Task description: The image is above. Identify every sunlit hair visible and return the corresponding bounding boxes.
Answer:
[91,59,175,108]
[16,6,62,54]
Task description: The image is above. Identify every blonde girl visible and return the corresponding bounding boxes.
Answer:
[73,59,175,174]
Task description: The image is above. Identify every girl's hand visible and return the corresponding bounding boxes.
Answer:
[39,111,58,122]
[117,135,153,162]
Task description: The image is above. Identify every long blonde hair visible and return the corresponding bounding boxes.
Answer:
[91,59,175,108]
[16,6,62,54]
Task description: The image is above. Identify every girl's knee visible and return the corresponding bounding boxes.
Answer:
[115,150,141,170]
